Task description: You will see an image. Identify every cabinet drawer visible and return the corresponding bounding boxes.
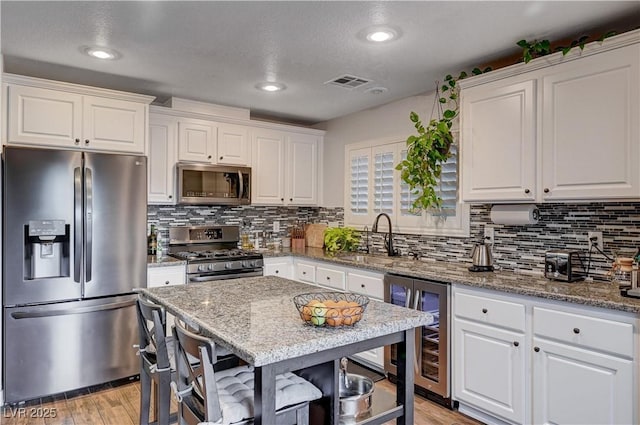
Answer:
[147,265,185,287]
[455,292,525,332]
[347,272,384,300]
[533,306,634,358]
[295,262,316,283]
[316,266,346,290]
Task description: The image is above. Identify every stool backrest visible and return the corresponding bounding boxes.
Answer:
[135,297,171,371]
[173,319,223,424]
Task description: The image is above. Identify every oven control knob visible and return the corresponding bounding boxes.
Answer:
[225,262,233,270]
[198,264,207,272]
[242,260,252,268]
[207,264,215,271]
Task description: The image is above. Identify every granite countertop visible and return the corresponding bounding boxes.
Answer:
[138,276,433,366]
[264,247,640,314]
[147,255,186,267]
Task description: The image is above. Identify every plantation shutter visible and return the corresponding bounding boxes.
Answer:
[349,152,369,215]
[436,144,458,216]
[373,149,394,213]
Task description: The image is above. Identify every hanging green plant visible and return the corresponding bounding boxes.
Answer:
[396,67,490,212]
[517,31,616,63]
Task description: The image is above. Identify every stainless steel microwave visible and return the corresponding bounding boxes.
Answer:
[177,163,251,205]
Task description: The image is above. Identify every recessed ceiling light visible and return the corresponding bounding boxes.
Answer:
[363,26,399,43]
[256,82,287,92]
[365,86,388,94]
[83,46,120,60]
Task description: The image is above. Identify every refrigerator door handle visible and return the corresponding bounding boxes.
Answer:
[74,167,83,283]
[85,167,93,283]
[10,299,136,319]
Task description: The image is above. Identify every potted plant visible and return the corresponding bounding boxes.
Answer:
[396,68,490,212]
[323,227,362,254]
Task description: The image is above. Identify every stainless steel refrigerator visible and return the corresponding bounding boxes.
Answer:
[2,146,147,403]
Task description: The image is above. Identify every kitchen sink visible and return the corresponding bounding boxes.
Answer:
[339,254,397,266]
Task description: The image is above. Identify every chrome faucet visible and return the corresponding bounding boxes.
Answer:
[372,213,398,256]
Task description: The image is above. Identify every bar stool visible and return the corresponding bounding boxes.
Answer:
[171,319,323,425]
[135,297,240,425]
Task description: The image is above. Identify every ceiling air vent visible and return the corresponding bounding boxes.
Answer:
[325,74,371,89]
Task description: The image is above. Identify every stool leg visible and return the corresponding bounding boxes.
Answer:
[139,368,152,425]
[157,371,172,425]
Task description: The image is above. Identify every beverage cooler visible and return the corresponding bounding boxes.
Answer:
[384,273,451,406]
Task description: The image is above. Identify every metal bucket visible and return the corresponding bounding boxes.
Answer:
[339,373,374,418]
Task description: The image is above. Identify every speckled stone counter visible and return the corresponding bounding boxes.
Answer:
[146,255,186,268]
[263,247,640,314]
[138,276,432,366]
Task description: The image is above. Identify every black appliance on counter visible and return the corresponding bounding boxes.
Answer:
[544,249,585,282]
[168,225,263,282]
[384,273,452,407]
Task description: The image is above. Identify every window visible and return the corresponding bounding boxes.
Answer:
[344,138,469,237]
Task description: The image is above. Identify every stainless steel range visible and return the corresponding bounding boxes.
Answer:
[168,225,263,283]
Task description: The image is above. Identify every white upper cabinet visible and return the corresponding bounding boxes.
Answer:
[177,118,216,163]
[251,127,322,206]
[5,75,152,154]
[461,78,536,202]
[460,32,640,203]
[217,122,249,165]
[541,46,639,200]
[148,114,178,204]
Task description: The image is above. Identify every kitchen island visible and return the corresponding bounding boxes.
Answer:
[137,275,433,425]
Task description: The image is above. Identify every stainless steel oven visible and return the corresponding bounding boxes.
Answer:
[168,225,263,281]
[177,164,251,205]
[384,273,452,407]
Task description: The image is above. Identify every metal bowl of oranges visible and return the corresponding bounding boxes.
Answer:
[293,292,370,327]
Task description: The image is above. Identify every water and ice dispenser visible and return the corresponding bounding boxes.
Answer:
[25,220,70,279]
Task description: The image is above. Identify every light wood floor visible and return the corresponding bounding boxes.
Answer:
[0,378,482,425]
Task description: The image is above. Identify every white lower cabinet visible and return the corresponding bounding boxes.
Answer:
[263,257,293,279]
[453,285,638,425]
[147,264,186,336]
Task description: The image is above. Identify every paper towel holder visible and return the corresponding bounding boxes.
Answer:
[490,204,540,225]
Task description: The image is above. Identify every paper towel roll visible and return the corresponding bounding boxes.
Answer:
[490,204,539,225]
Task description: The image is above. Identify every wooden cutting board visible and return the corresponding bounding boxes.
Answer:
[305,224,327,248]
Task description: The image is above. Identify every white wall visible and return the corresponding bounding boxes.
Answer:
[317,91,437,207]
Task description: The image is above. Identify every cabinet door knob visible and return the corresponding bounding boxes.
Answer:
[220,156,223,160]
[482,308,488,314]
[75,138,80,145]
[513,341,519,347]
[165,280,170,285]
[84,139,90,145]
[534,346,540,352]
[207,155,212,159]
[326,276,330,280]
[524,189,530,194]
[290,198,293,202]
[281,198,284,202]
[544,188,550,193]
[361,284,365,288]
[275,270,279,274]
[302,271,306,275]
[573,327,580,334]
[168,195,172,199]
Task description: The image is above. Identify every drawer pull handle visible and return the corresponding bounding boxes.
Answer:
[544,188,550,193]
[207,155,212,159]
[573,328,580,334]
[75,138,80,145]
[513,341,519,347]
[534,346,540,352]
[165,280,170,285]
[85,139,90,145]
[482,308,488,314]
[326,276,330,280]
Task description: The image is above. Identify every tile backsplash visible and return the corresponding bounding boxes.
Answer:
[148,202,640,280]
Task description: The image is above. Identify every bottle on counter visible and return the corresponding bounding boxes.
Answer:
[156,227,164,258]
[148,224,157,255]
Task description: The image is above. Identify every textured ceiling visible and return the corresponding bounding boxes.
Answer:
[2,1,639,125]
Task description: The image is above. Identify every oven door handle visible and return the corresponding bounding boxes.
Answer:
[188,270,263,282]
[238,170,244,199]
